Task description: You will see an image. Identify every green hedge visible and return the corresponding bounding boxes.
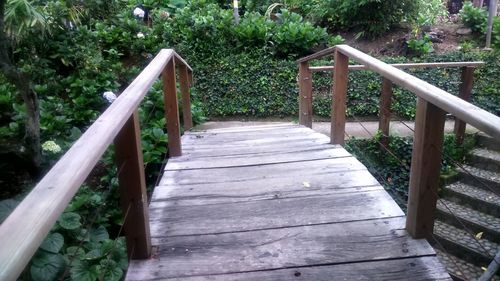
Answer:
[190,50,500,119]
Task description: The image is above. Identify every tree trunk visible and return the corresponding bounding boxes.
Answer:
[0,0,42,171]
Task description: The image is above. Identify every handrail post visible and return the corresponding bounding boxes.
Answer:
[331,50,349,145]
[406,98,446,239]
[298,62,313,128]
[114,110,151,259]
[379,78,393,147]
[162,59,182,157]
[454,66,475,145]
[179,65,193,130]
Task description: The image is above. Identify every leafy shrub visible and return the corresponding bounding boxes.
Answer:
[167,1,338,58]
[272,9,331,56]
[406,35,434,56]
[234,12,273,48]
[318,0,418,37]
[460,2,488,33]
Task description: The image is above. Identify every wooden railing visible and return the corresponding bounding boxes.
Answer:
[298,52,485,145]
[297,45,500,239]
[0,49,193,281]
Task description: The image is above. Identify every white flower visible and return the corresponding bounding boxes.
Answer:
[137,32,145,39]
[133,7,145,18]
[102,91,117,103]
[42,141,62,154]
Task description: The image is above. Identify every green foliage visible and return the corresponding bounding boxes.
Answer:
[272,9,331,56]
[195,50,499,119]
[318,0,418,37]
[414,0,448,27]
[460,2,488,33]
[345,134,476,207]
[406,35,434,56]
[167,1,336,57]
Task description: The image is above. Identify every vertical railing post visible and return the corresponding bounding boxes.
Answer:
[162,59,182,157]
[454,66,475,145]
[179,65,193,130]
[298,61,313,128]
[331,50,349,145]
[406,98,446,239]
[379,78,393,147]
[114,110,151,259]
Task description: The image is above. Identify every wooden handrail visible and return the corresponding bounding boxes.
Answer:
[309,61,485,72]
[0,49,193,281]
[297,44,500,240]
[334,45,500,139]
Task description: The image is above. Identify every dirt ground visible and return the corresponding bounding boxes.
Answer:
[338,20,470,57]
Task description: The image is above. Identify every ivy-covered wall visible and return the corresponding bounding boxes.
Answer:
[190,50,499,119]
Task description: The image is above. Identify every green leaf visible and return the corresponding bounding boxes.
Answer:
[58,212,81,230]
[30,252,65,281]
[66,246,85,259]
[70,261,99,281]
[85,248,104,260]
[89,226,109,243]
[40,233,64,253]
[99,259,123,281]
[152,127,164,139]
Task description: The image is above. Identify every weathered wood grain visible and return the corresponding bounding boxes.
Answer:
[181,129,329,144]
[167,147,351,170]
[136,257,451,281]
[181,138,332,156]
[181,142,334,158]
[126,217,435,280]
[331,49,349,145]
[407,98,446,238]
[152,169,381,206]
[192,123,298,134]
[149,189,404,236]
[125,123,449,280]
[159,157,367,186]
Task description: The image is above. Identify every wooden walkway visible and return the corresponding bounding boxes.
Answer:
[126,124,451,280]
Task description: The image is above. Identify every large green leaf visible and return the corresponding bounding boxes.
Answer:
[70,261,99,281]
[30,251,65,281]
[98,259,123,281]
[58,212,82,230]
[89,226,109,243]
[40,233,64,253]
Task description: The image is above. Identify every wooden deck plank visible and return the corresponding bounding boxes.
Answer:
[127,256,451,281]
[151,169,381,206]
[160,157,366,185]
[126,217,435,280]
[180,142,334,158]
[167,147,351,170]
[125,124,450,280]
[149,189,404,237]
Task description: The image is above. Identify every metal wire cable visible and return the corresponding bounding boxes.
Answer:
[398,119,500,197]
[346,114,495,271]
